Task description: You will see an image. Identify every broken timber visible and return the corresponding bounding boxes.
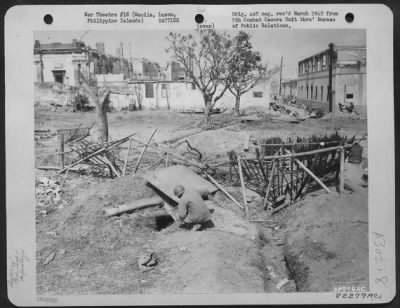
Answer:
[104,196,163,217]
[231,142,352,217]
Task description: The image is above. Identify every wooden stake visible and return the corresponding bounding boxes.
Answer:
[243,133,250,152]
[238,158,249,219]
[285,149,333,194]
[122,138,133,176]
[206,174,243,209]
[263,160,276,210]
[339,146,345,193]
[58,134,65,169]
[133,128,158,174]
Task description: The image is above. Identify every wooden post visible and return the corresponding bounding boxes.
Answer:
[58,134,65,170]
[122,138,133,176]
[206,174,243,209]
[263,159,276,210]
[238,158,249,219]
[339,146,344,193]
[133,128,158,174]
[285,149,333,194]
[243,133,250,152]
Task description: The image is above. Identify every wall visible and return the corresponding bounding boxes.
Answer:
[335,65,367,114]
[35,53,88,86]
[34,82,75,106]
[108,80,271,112]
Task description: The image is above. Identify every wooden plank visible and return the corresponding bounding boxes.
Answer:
[263,160,276,210]
[58,134,65,169]
[122,138,133,176]
[133,128,158,174]
[58,134,134,174]
[285,149,333,194]
[103,196,164,217]
[242,144,352,161]
[339,146,345,193]
[238,158,249,219]
[206,174,243,209]
[143,165,217,203]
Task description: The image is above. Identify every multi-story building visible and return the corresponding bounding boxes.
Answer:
[95,42,105,54]
[296,45,366,114]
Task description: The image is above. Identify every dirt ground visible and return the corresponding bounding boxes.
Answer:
[35,106,368,294]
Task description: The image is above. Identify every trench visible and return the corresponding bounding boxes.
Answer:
[154,214,175,231]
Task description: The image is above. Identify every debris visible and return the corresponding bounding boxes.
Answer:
[58,132,136,177]
[43,252,56,266]
[138,252,158,272]
[179,247,187,252]
[46,231,57,237]
[133,128,158,174]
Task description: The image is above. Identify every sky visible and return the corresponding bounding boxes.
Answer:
[34,29,366,77]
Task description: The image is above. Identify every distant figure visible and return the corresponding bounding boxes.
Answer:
[173,185,215,231]
[338,101,358,114]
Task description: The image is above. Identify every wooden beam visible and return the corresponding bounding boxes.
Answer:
[339,146,345,193]
[205,174,243,209]
[238,158,249,219]
[263,160,276,210]
[58,134,65,169]
[243,144,352,161]
[122,138,133,176]
[133,128,158,174]
[285,149,333,194]
[103,196,163,217]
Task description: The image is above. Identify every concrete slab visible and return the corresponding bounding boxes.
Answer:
[143,165,217,203]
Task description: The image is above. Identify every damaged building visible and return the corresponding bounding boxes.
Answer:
[295,45,366,114]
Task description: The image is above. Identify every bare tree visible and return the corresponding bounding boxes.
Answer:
[166,30,232,125]
[78,73,110,142]
[227,31,266,116]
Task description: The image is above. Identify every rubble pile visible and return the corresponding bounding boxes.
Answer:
[35,176,66,215]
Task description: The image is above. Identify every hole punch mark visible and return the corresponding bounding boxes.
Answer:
[195,14,204,24]
[44,14,53,25]
[345,13,354,23]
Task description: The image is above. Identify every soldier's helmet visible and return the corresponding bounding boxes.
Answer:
[173,185,185,198]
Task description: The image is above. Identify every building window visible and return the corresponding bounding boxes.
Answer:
[322,55,327,69]
[53,70,66,84]
[145,83,154,98]
[306,86,309,99]
[161,84,169,98]
[253,91,263,98]
[315,87,318,100]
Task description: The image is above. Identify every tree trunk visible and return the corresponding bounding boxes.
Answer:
[204,96,212,126]
[234,95,241,116]
[95,102,109,143]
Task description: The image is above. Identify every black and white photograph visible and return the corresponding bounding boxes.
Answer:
[5,4,395,306]
[33,27,369,294]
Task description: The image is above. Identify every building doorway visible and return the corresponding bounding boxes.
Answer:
[52,70,66,84]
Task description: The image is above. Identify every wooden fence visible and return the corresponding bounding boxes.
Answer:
[229,144,352,217]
